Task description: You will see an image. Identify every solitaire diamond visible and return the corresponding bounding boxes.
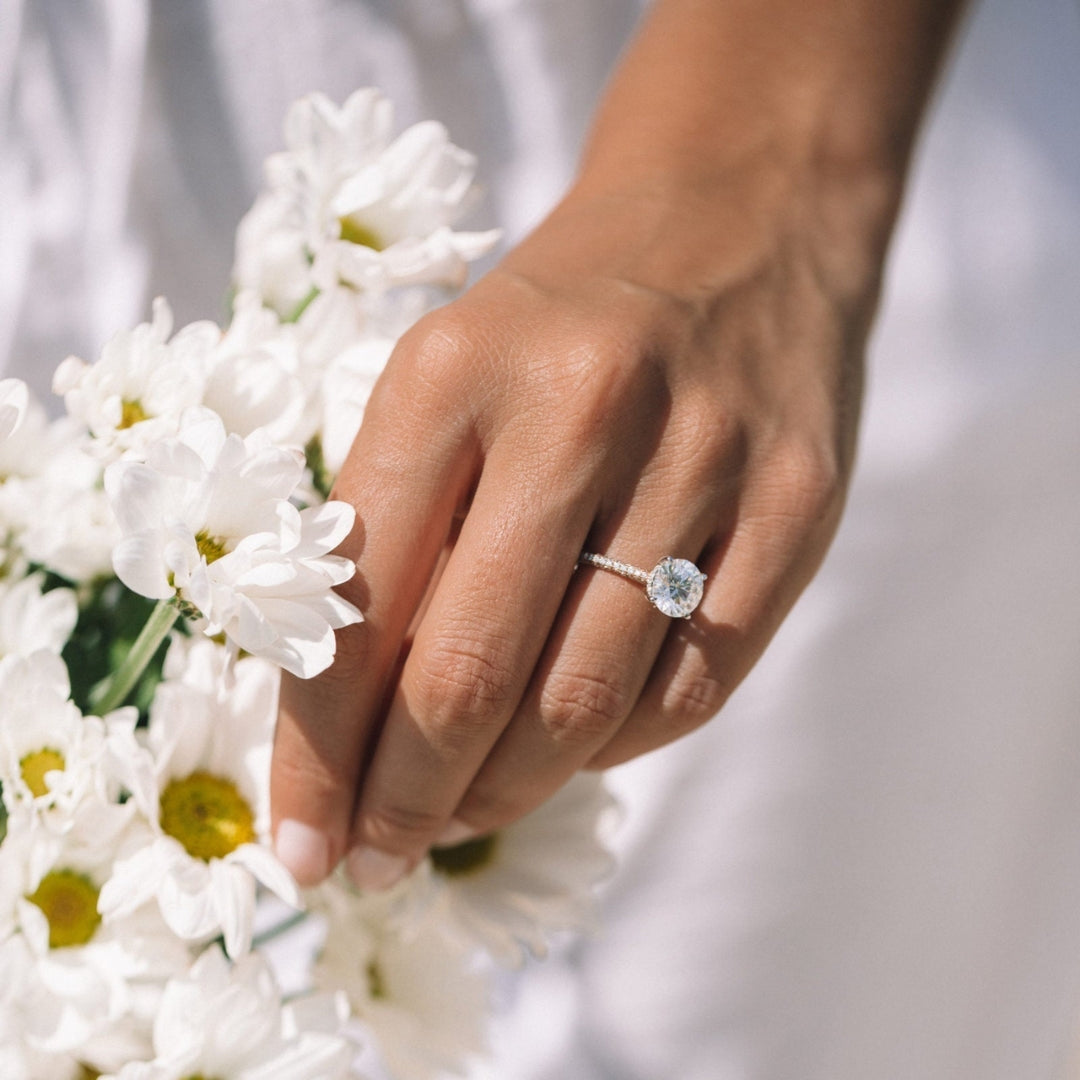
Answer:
[646,557,706,618]
[577,550,707,619]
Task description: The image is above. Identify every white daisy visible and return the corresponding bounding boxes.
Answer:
[102,945,356,1080]
[0,387,118,584]
[0,572,78,660]
[0,802,187,1067]
[0,823,34,941]
[311,878,490,1080]
[425,773,619,967]
[232,191,317,319]
[0,651,141,854]
[314,333,394,480]
[18,479,121,585]
[293,283,375,371]
[105,407,361,677]
[203,290,308,443]
[0,393,105,576]
[234,88,498,316]
[98,638,301,958]
[276,285,398,498]
[0,932,89,1080]
[53,297,215,462]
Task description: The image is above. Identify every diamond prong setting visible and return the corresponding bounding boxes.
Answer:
[645,557,706,618]
[578,551,706,619]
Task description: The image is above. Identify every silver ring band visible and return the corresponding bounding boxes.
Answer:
[578,552,706,619]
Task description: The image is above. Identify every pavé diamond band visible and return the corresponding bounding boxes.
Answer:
[577,552,706,619]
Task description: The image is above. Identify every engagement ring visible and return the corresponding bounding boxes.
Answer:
[577,552,706,619]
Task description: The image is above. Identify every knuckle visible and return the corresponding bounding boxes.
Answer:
[270,745,351,807]
[666,667,728,718]
[566,334,656,410]
[310,625,372,691]
[537,668,631,747]
[563,323,631,374]
[754,436,844,533]
[276,693,363,790]
[778,439,843,520]
[357,802,445,851]
[383,311,486,409]
[454,782,530,834]
[408,311,477,374]
[528,324,665,438]
[409,637,517,738]
[661,670,729,734]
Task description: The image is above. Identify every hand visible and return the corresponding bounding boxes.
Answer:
[269,174,871,888]
[268,0,963,888]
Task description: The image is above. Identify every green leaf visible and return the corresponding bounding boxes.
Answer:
[305,435,335,502]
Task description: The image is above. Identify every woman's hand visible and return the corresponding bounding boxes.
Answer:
[269,174,870,888]
[268,0,964,888]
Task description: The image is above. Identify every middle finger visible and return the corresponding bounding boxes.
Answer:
[344,440,604,885]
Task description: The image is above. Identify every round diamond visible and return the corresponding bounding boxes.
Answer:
[646,557,705,618]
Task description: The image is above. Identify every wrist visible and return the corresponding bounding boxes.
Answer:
[556,0,967,306]
[540,142,900,318]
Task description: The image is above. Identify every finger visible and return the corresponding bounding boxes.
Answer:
[589,444,844,767]
[343,443,602,887]
[271,341,477,886]
[450,454,736,836]
[274,532,455,887]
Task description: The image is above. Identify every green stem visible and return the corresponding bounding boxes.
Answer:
[89,597,179,714]
[252,909,309,949]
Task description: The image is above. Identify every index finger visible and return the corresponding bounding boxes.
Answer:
[270,335,478,885]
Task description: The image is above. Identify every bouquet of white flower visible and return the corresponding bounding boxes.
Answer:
[0,90,617,1080]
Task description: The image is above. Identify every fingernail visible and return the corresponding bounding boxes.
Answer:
[275,820,330,886]
[434,818,479,848]
[346,846,410,892]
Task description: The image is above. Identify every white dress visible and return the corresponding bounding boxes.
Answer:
[2,2,1079,1078]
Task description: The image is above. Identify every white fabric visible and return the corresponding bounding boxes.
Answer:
[0,0,645,399]
[2,1,1079,1078]
[516,4,1080,1077]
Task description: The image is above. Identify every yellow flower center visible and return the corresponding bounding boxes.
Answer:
[338,216,384,251]
[160,770,256,861]
[78,1068,102,1080]
[429,833,499,877]
[195,530,228,565]
[20,747,66,798]
[118,399,149,429]
[26,870,102,949]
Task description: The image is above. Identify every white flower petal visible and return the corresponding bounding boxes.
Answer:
[296,501,356,555]
[157,853,221,942]
[209,857,257,958]
[112,533,175,599]
[98,842,177,923]
[104,461,176,536]
[230,843,302,910]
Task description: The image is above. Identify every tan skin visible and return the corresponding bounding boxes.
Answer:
[271,0,968,889]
